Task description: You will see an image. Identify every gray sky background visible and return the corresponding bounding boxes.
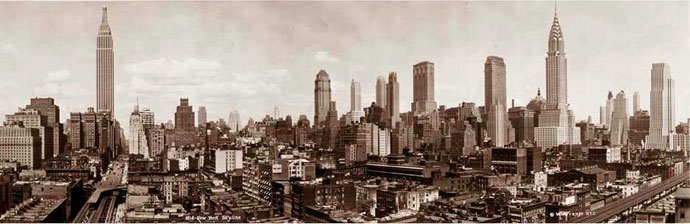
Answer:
[0,1,689,130]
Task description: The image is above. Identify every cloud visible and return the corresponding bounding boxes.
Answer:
[32,69,89,116]
[314,51,340,63]
[34,69,86,98]
[0,43,18,55]
[43,69,72,82]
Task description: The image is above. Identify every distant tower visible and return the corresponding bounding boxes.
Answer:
[129,106,149,158]
[485,56,508,146]
[633,91,640,112]
[314,70,332,127]
[599,106,606,125]
[97,6,115,117]
[376,75,387,110]
[545,10,567,109]
[228,110,240,132]
[175,98,195,132]
[648,63,674,150]
[350,79,364,122]
[611,91,629,146]
[387,72,400,128]
[605,91,614,128]
[274,106,280,119]
[228,109,240,132]
[198,106,207,127]
[412,61,437,115]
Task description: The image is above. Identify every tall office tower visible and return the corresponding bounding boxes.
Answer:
[350,79,364,122]
[534,10,580,149]
[610,91,629,146]
[599,106,606,125]
[197,106,207,127]
[140,108,155,131]
[387,72,400,128]
[228,109,240,132]
[485,56,508,146]
[605,91,614,128]
[175,98,195,132]
[314,70,332,127]
[82,108,99,149]
[129,106,149,158]
[376,75,387,110]
[633,91,640,113]
[25,98,61,157]
[274,106,280,119]
[96,7,115,116]
[148,125,165,158]
[5,109,49,160]
[412,61,437,115]
[648,63,674,150]
[629,110,650,147]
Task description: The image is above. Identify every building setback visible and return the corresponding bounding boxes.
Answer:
[25,98,61,157]
[485,56,509,146]
[647,63,675,150]
[534,11,581,149]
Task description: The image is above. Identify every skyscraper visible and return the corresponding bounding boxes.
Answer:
[545,14,567,108]
[599,106,606,125]
[485,56,508,146]
[97,7,114,116]
[25,98,61,157]
[228,109,240,132]
[534,9,580,149]
[648,63,674,150]
[274,106,280,119]
[198,106,207,127]
[633,91,640,113]
[605,91,614,128]
[412,61,437,115]
[173,98,196,146]
[314,70,332,127]
[387,72,400,129]
[129,106,149,158]
[140,108,155,131]
[175,98,195,131]
[611,91,629,146]
[350,79,364,122]
[376,75,387,110]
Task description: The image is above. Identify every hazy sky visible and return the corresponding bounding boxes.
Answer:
[1,1,689,130]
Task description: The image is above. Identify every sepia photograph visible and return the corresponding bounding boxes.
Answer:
[0,1,689,223]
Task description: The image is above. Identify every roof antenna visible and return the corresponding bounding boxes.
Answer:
[555,0,558,17]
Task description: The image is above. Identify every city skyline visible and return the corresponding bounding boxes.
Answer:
[0,2,689,129]
[1,2,690,223]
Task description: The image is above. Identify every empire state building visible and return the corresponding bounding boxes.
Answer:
[534,9,581,148]
[97,7,114,117]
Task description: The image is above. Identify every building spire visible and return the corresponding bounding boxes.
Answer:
[101,6,108,26]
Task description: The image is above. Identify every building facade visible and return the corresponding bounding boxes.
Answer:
[412,61,437,115]
[314,70,332,127]
[96,7,114,116]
